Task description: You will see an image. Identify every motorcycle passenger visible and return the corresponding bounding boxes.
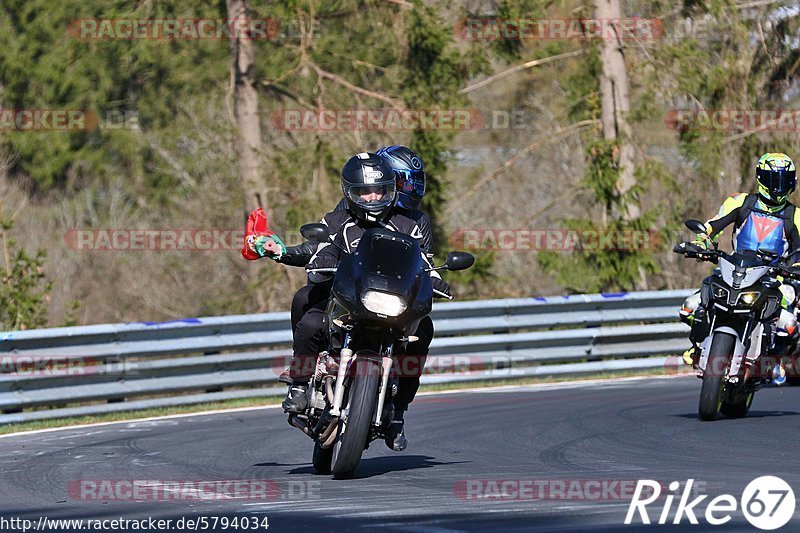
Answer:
[678,153,799,379]
[282,152,451,451]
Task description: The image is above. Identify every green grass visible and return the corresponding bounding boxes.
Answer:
[0,366,691,436]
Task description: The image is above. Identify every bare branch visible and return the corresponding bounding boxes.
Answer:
[141,132,198,188]
[444,120,599,216]
[537,186,591,221]
[308,61,403,109]
[459,50,587,95]
[261,81,317,110]
[722,115,783,144]
[734,0,788,9]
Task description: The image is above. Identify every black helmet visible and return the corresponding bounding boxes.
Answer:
[376,145,426,210]
[341,152,397,222]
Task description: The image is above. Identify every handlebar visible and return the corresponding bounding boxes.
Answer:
[672,243,727,263]
[674,243,800,280]
[779,264,800,281]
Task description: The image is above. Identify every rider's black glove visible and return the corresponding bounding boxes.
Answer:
[309,254,338,270]
[277,241,318,267]
[674,241,707,255]
[432,277,453,300]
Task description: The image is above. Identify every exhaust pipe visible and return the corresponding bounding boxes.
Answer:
[320,418,339,448]
[324,375,335,405]
[287,414,311,436]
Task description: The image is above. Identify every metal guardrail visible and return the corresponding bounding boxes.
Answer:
[0,289,693,425]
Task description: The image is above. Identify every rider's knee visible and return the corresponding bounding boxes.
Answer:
[776,308,798,336]
[680,292,702,322]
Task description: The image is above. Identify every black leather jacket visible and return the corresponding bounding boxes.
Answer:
[277,200,434,267]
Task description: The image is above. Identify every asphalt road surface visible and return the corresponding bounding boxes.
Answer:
[2,375,800,532]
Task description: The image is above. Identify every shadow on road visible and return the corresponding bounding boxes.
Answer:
[252,461,309,468]
[257,454,471,478]
[352,454,472,479]
[674,410,800,420]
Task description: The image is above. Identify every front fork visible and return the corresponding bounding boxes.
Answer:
[374,346,393,426]
[329,334,352,418]
[328,335,394,428]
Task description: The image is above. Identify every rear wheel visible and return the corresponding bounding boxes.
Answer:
[312,441,333,474]
[721,391,754,418]
[331,357,380,479]
[699,332,735,421]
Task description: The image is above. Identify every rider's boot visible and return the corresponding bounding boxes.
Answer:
[772,363,787,386]
[385,406,407,452]
[680,292,706,367]
[282,380,309,413]
[682,345,699,366]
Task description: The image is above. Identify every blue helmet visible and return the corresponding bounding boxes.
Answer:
[376,145,426,210]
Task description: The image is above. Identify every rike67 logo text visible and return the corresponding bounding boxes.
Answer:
[625,477,795,530]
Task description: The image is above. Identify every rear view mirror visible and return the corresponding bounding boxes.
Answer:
[445,251,475,271]
[684,219,706,234]
[300,223,331,243]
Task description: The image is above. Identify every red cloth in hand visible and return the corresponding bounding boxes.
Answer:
[241,208,275,260]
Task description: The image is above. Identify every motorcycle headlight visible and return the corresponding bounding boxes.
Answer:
[360,290,407,317]
[738,291,760,306]
[713,286,729,300]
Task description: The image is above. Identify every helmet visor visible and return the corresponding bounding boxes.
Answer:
[346,183,396,211]
[395,169,426,199]
[758,168,797,196]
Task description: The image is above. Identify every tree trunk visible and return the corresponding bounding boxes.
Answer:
[227,0,267,217]
[595,0,639,220]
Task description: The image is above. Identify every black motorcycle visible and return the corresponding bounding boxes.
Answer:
[675,219,800,420]
[287,224,474,478]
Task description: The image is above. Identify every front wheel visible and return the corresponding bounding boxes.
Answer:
[698,332,735,421]
[331,357,380,479]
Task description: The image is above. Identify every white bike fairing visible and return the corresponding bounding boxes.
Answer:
[718,257,769,289]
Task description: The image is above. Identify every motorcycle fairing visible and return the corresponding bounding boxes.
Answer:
[719,256,770,289]
[699,326,746,376]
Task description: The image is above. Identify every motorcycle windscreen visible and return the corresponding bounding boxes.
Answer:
[332,228,428,323]
[354,228,422,297]
[357,228,423,280]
